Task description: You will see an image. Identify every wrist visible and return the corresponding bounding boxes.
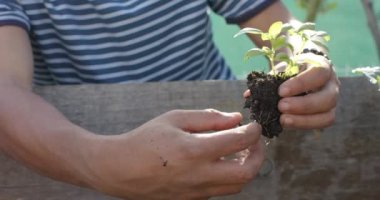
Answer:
[74,132,108,189]
[57,129,105,188]
[77,133,128,193]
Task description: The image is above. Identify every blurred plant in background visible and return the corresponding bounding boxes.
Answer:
[354,0,380,89]
[352,66,380,91]
[296,0,338,22]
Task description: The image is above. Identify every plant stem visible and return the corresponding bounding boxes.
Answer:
[361,0,380,60]
[269,45,276,71]
[306,0,323,22]
[269,58,275,71]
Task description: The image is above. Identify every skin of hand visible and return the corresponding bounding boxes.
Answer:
[277,53,340,129]
[0,26,265,199]
[239,1,340,130]
[85,109,264,199]
[243,53,340,129]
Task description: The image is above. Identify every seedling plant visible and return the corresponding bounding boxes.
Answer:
[234,21,331,138]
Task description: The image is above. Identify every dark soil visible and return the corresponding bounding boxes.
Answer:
[244,71,292,138]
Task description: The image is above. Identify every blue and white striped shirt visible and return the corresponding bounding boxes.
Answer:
[0,0,277,85]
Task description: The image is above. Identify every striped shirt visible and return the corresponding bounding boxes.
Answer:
[0,0,277,85]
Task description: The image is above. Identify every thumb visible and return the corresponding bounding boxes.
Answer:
[192,122,262,158]
[162,109,242,132]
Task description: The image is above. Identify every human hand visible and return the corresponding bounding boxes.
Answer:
[85,109,263,199]
[244,53,339,130]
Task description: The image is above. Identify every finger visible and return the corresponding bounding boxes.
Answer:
[192,123,261,158]
[280,108,337,129]
[199,184,245,197]
[278,76,339,115]
[163,109,242,132]
[279,55,331,97]
[202,140,264,185]
[243,90,250,98]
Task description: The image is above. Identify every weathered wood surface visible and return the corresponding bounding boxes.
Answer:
[0,77,379,200]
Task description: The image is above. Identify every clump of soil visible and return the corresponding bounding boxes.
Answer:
[244,71,292,138]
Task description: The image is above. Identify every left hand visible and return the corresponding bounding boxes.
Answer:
[244,53,340,130]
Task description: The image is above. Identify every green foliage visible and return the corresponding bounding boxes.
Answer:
[234,21,331,77]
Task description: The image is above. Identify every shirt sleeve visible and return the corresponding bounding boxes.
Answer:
[208,0,279,24]
[0,0,30,31]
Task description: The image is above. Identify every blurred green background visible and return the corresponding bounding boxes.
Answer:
[210,0,380,79]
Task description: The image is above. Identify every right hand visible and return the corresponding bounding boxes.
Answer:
[85,109,263,199]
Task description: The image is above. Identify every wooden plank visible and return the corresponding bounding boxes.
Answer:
[0,77,379,199]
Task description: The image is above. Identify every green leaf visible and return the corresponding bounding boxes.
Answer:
[313,31,331,42]
[274,52,290,62]
[286,43,295,53]
[281,23,294,33]
[234,27,263,38]
[285,64,299,76]
[261,33,271,41]
[311,38,329,51]
[268,21,283,39]
[288,28,296,36]
[297,22,316,32]
[244,48,266,61]
[323,35,331,42]
[272,35,287,50]
[262,46,273,55]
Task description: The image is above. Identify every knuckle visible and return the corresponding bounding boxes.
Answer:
[204,108,223,118]
[329,93,338,108]
[329,81,340,103]
[334,85,340,96]
[320,92,338,113]
[325,110,336,126]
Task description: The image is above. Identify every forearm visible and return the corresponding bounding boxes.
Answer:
[0,82,97,187]
[239,1,297,48]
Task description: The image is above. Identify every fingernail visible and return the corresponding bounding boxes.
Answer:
[279,102,290,111]
[279,87,290,97]
[223,112,241,117]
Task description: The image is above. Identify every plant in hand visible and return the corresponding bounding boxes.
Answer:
[234,21,331,138]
